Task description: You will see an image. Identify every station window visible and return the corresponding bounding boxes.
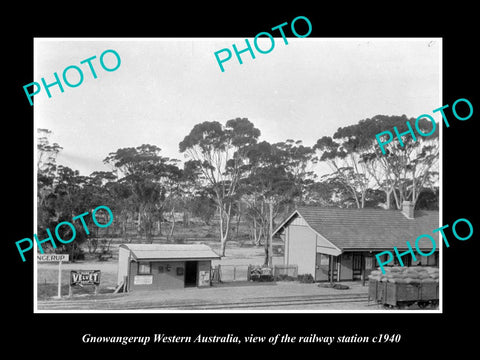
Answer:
[138,262,151,274]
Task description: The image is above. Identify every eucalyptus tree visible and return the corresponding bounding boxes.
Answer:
[37,128,62,222]
[104,144,182,243]
[179,118,260,256]
[242,141,298,265]
[314,115,439,209]
[274,139,317,205]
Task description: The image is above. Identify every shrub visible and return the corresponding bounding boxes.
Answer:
[249,265,274,282]
[275,274,296,281]
[297,273,314,283]
[317,283,350,290]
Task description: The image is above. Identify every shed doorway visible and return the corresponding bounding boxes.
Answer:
[185,261,198,287]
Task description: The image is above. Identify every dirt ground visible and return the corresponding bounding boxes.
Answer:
[37,280,376,311]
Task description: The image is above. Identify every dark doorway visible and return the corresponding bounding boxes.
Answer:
[185,261,198,287]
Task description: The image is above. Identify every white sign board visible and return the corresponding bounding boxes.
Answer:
[37,254,69,262]
[134,275,153,285]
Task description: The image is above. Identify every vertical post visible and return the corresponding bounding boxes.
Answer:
[57,260,62,298]
[337,257,341,282]
[233,266,236,281]
[268,200,273,268]
[361,253,366,287]
[329,255,334,285]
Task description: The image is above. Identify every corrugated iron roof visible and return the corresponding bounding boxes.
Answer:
[275,206,440,251]
[119,244,220,261]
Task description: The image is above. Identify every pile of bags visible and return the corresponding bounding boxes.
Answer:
[368,266,439,284]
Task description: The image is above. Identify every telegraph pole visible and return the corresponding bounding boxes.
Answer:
[268,199,273,268]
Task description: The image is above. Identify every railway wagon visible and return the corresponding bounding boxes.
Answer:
[369,279,439,308]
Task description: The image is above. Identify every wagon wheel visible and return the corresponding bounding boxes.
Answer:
[382,303,395,310]
[417,301,429,309]
[396,301,409,310]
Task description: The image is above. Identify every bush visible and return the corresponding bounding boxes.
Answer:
[275,274,296,281]
[297,273,314,283]
[249,265,274,282]
[318,283,350,290]
[68,246,85,261]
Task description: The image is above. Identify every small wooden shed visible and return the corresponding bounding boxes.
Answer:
[117,244,220,291]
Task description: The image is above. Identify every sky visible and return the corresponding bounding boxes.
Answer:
[34,38,441,177]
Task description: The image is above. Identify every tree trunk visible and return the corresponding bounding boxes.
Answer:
[353,189,361,208]
[264,201,273,267]
[257,225,264,247]
[168,206,176,242]
[251,217,258,245]
[218,202,232,257]
[122,220,127,241]
[144,218,148,244]
[183,211,189,228]
[235,202,241,240]
[392,188,401,209]
[385,188,391,209]
[137,210,142,237]
[263,242,270,266]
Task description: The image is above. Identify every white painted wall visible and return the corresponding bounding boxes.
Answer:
[117,246,130,285]
[287,225,316,276]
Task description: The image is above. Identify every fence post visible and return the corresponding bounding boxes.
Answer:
[233,266,236,281]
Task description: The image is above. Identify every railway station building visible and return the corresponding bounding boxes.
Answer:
[273,202,439,282]
[117,244,220,291]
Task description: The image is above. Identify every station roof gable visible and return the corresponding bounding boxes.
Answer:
[274,206,440,251]
[120,244,221,261]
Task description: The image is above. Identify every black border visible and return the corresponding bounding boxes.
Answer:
[7,4,479,355]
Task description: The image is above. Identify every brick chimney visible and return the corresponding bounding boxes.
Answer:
[401,201,415,219]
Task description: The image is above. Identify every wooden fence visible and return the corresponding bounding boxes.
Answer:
[211,264,299,283]
[273,264,298,278]
[211,265,250,282]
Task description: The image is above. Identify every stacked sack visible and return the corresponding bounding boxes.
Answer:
[368,266,439,284]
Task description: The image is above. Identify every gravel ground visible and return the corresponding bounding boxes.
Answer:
[37,280,378,311]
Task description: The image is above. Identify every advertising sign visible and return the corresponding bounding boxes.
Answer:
[70,270,101,286]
